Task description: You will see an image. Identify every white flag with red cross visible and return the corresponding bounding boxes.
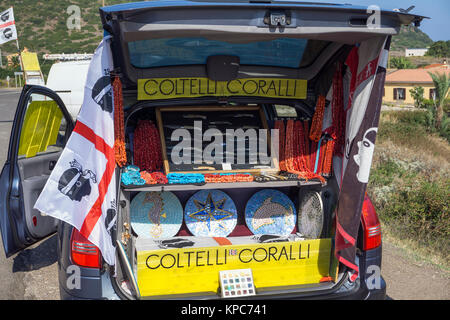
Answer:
[34,38,117,266]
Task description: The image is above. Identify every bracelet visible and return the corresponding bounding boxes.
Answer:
[167,173,205,184]
[204,173,254,183]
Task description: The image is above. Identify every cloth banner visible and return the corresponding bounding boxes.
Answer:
[0,7,18,45]
[333,36,391,281]
[34,37,117,266]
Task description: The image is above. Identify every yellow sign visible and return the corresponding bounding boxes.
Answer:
[21,52,41,72]
[18,101,63,158]
[138,77,308,101]
[136,239,331,298]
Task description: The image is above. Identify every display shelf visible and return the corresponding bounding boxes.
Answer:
[122,179,325,192]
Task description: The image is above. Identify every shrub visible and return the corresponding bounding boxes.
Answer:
[369,110,450,265]
[390,57,416,69]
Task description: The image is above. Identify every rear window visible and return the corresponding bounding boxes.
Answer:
[128,37,329,69]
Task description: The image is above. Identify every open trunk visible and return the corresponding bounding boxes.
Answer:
[114,100,344,299]
[98,1,425,299]
[114,102,341,299]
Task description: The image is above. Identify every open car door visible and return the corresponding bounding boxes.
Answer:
[0,85,74,257]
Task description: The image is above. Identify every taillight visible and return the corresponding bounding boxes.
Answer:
[361,195,382,251]
[71,228,101,269]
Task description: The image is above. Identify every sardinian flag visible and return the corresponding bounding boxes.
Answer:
[0,7,18,45]
[34,38,117,266]
[333,36,391,281]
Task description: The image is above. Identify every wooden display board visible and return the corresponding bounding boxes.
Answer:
[156,106,279,175]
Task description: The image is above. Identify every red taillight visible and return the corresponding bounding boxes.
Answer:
[71,229,101,269]
[361,195,382,251]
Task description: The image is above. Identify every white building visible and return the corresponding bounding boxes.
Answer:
[405,48,428,57]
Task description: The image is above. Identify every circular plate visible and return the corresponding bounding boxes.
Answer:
[130,191,183,239]
[245,189,296,236]
[298,191,324,239]
[185,190,237,237]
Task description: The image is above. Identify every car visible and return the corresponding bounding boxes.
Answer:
[45,60,91,120]
[0,0,426,300]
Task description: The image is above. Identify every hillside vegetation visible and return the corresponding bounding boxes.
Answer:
[368,111,450,269]
[0,0,129,55]
[391,25,434,52]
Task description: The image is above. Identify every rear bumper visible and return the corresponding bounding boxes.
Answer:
[59,273,386,300]
[58,223,386,300]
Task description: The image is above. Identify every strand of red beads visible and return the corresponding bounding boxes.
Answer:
[285,120,325,183]
[204,174,254,184]
[309,96,326,142]
[113,76,127,167]
[322,139,335,176]
[133,120,162,172]
[275,120,287,171]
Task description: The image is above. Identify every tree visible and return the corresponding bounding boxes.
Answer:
[409,86,425,108]
[428,71,450,130]
[426,41,450,58]
[390,57,415,69]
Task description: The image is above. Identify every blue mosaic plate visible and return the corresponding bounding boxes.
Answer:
[185,190,237,237]
[130,192,183,239]
[245,189,297,236]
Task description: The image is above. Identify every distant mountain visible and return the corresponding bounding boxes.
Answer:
[391,25,434,52]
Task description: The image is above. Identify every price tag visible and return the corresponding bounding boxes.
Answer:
[222,163,232,171]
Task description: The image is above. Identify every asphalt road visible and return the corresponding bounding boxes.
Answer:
[0,88,448,300]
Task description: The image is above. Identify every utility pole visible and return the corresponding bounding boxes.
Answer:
[0,48,3,68]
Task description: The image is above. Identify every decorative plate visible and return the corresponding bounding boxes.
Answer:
[184,190,237,237]
[298,191,324,239]
[245,189,296,236]
[130,191,183,239]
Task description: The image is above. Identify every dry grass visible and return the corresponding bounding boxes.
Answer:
[368,110,450,269]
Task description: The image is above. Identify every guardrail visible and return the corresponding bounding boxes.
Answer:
[42,53,93,61]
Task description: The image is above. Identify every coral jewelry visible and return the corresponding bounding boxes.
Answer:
[309,95,326,142]
[113,76,127,167]
[133,120,163,172]
[285,120,326,183]
[204,173,254,183]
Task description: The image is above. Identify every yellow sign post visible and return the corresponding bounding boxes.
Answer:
[21,52,42,72]
[136,238,332,298]
[138,77,308,101]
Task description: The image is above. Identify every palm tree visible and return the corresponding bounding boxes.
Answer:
[428,72,450,130]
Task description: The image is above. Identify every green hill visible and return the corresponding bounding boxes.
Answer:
[391,25,434,52]
[0,0,129,55]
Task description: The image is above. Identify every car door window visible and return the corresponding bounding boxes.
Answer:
[18,93,69,159]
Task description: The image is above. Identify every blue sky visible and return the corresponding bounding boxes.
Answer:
[283,0,449,41]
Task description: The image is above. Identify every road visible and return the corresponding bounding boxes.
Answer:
[0,88,448,300]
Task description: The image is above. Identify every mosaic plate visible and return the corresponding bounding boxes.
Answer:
[185,190,237,237]
[245,189,296,236]
[130,191,183,239]
[298,191,324,239]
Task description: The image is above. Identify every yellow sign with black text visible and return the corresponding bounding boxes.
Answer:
[138,77,308,100]
[136,239,331,298]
